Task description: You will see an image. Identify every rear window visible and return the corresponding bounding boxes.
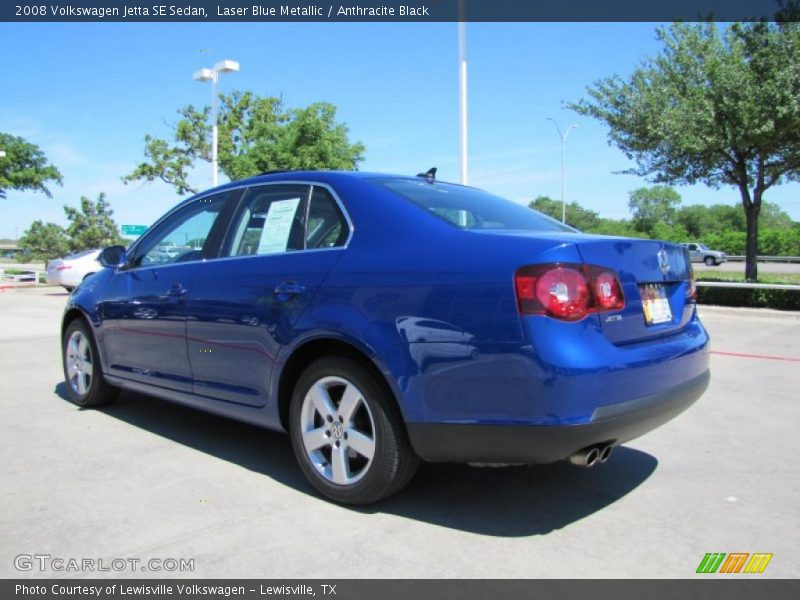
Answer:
[371,178,575,232]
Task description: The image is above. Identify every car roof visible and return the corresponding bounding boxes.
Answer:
[170,170,471,214]
[206,170,474,194]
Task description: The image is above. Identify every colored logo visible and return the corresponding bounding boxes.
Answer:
[696,553,773,574]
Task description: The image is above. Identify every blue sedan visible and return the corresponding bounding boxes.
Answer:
[61,170,709,504]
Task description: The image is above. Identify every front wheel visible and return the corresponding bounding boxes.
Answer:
[704,256,717,266]
[289,357,418,505]
[62,319,118,407]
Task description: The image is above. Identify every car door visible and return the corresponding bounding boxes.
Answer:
[687,244,700,262]
[99,192,233,393]
[185,183,351,406]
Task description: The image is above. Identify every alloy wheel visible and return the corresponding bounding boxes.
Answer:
[299,376,376,485]
[65,330,93,396]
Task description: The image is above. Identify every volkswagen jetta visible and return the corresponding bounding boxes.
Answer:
[61,170,709,504]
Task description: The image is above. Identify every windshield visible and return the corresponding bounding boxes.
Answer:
[370,178,576,232]
[698,244,709,251]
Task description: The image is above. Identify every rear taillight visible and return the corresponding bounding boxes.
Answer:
[56,265,72,271]
[515,263,625,321]
[686,272,697,303]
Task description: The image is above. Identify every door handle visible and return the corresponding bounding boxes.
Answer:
[274,281,306,297]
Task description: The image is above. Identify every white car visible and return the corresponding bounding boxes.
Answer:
[45,249,102,291]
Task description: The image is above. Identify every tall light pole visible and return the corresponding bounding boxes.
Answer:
[546,118,577,224]
[458,2,468,185]
[193,59,240,187]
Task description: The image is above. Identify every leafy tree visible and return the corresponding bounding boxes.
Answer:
[587,218,648,239]
[571,17,800,280]
[64,193,126,252]
[650,220,690,243]
[529,195,601,231]
[124,92,365,195]
[628,186,682,236]
[0,133,63,199]
[18,221,70,262]
[759,201,794,230]
[675,204,719,238]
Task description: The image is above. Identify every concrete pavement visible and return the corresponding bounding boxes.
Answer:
[0,289,797,578]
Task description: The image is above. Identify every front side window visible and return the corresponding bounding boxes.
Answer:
[132,193,228,268]
[370,178,576,232]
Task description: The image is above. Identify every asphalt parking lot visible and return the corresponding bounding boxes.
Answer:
[0,288,797,578]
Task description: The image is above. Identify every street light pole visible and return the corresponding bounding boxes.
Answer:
[546,118,577,224]
[458,1,468,186]
[193,59,240,187]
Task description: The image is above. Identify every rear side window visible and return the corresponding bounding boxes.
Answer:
[371,178,575,232]
[306,187,349,249]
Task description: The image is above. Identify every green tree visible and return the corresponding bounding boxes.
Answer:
[529,195,601,231]
[759,201,794,230]
[18,221,70,262]
[627,186,682,236]
[0,133,63,199]
[64,193,125,252]
[675,205,718,238]
[571,17,800,280]
[124,92,365,195]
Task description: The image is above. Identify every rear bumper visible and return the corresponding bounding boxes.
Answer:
[407,369,709,464]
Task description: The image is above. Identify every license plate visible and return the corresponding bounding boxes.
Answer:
[640,284,673,325]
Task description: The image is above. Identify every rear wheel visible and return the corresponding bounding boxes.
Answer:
[704,256,716,266]
[289,357,418,505]
[62,319,118,407]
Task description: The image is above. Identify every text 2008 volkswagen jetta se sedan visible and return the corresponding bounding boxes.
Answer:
[62,170,709,504]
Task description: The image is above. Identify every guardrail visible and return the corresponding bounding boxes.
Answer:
[696,281,800,291]
[724,255,800,263]
[0,269,41,290]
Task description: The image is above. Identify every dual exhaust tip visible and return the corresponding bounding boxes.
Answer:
[569,443,614,468]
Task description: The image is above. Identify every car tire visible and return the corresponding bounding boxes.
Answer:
[62,318,119,407]
[289,357,419,505]
[63,286,74,292]
[704,256,716,266]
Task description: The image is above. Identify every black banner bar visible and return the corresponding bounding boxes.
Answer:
[4,580,800,600]
[0,0,792,23]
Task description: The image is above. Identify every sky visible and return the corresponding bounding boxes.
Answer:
[1,21,799,240]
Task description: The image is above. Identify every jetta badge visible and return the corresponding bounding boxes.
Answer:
[657,248,670,274]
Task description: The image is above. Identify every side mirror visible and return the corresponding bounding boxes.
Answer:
[99,245,127,268]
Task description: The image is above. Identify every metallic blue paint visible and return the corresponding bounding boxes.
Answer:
[64,171,709,461]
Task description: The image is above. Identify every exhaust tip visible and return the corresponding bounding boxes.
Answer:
[598,444,613,464]
[569,446,601,467]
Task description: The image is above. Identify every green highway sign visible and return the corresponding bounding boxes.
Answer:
[121,224,148,236]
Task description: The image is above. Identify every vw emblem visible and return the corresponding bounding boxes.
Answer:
[657,248,670,274]
[330,421,344,440]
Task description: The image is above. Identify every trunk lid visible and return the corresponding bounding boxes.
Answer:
[575,237,694,344]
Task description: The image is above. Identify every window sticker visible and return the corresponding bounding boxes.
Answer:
[256,197,301,254]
